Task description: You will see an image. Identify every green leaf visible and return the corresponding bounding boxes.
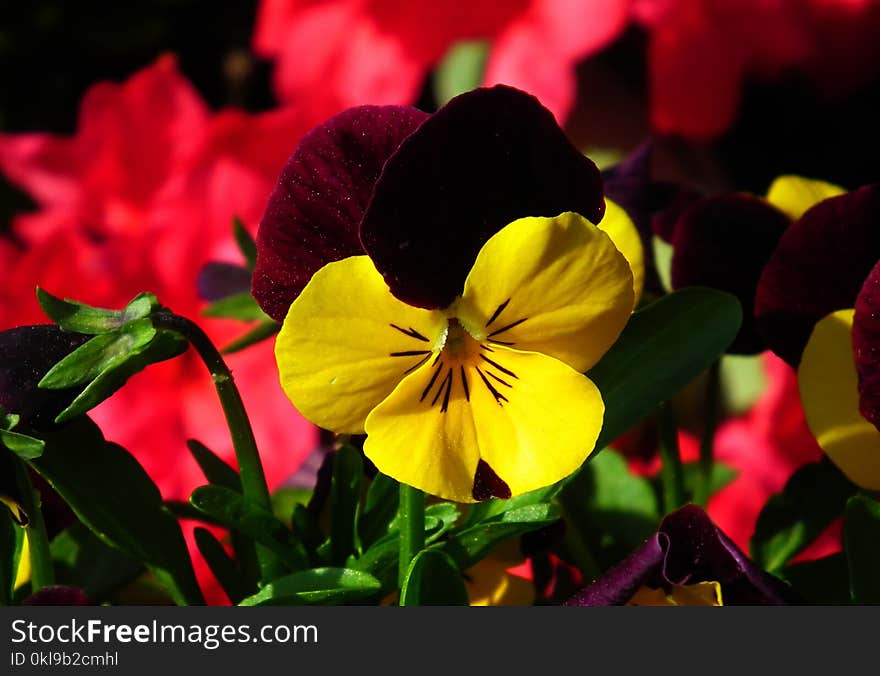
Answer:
[232,217,258,271]
[588,287,742,451]
[561,449,659,570]
[39,319,156,389]
[194,527,247,604]
[350,515,453,594]
[53,329,187,423]
[782,553,850,605]
[189,485,308,572]
[844,494,880,604]
[2,411,19,430]
[359,473,399,548]
[51,524,144,603]
[434,40,489,106]
[329,445,363,565]
[271,488,312,525]
[424,503,461,539]
[29,418,203,605]
[751,458,856,573]
[238,567,381,606]
[186,440,240,491]
[400,550,468,606]
[464,484,561,526]
[720,353,768,415]
[0,507,23,605]
[221,320,279,355]
[37,288,157,334]
[0,429,45,460]
[202,292,269,322]
[651,236,673,293]
[390,503,460,542]
[681,461,738,497]
[291,504,325,560]
[442,503,561,570]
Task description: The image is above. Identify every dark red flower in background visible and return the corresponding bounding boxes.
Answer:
[634,0,880,139]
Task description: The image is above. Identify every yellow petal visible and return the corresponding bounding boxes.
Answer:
[364,336,604,501]
[468,345,604,497]
[798,309,880,490]
[275,255,446,434]
[597,199,645,306]
[627,581,723,606]
[363,355,481,503]
[458,212,634,372]
[14,533,29,590]
[766,175,846,221]
[465,557,535,606]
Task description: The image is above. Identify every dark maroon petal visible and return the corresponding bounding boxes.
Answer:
[197,262,252,301]
[252,105,429,321]
[471,459,511,501]
[659,504,796,605]
[670,194,789,354]
[755,185,880,366]
[361,86,604,309]
[602,142,652,233]
[22,586,90,605]
[651,184,705,243]
[564,534,665,606]
[853,260,880,431]
[0,325,88,429]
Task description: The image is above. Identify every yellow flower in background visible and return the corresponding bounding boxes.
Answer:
[276,212,635,502]
[765,175,846,221]
[798,309,880,489]
[627,581,723,606]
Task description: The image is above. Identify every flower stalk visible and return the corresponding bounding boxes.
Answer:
[13,458,54,591]
[658,402,686,513]
[397,483,425,590]
[694,361,720,506]
[152,311,282,582]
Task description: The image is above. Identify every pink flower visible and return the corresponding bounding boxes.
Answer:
[635,0,880,139]
[0,55,318,503]
[252,0,629,124]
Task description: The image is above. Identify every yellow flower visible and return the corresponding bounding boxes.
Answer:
[276,211,635,502]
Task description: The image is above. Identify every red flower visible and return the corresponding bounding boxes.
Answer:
[635,0,880,139]
[252,0,629,124]
[0,56,317,507]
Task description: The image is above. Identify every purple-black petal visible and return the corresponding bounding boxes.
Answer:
[853,259,880,431]
[197,262,252,301]
[565,534,665,606]
[566,504,796,605]
[360,85,604,310]
[658,504,795,605]
[0,325,88,430]
[670,194,789,354]
[603,143,664,296]
[22,586,90,605]
[755,185,880,366]
[252,105,429,321]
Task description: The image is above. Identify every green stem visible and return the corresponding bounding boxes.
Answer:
[397,483,425,591]
[694,362,721,507]
[13,459,54,591]
[557,504,602,582]
[153,312,282,583]
[657,402,686,513]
